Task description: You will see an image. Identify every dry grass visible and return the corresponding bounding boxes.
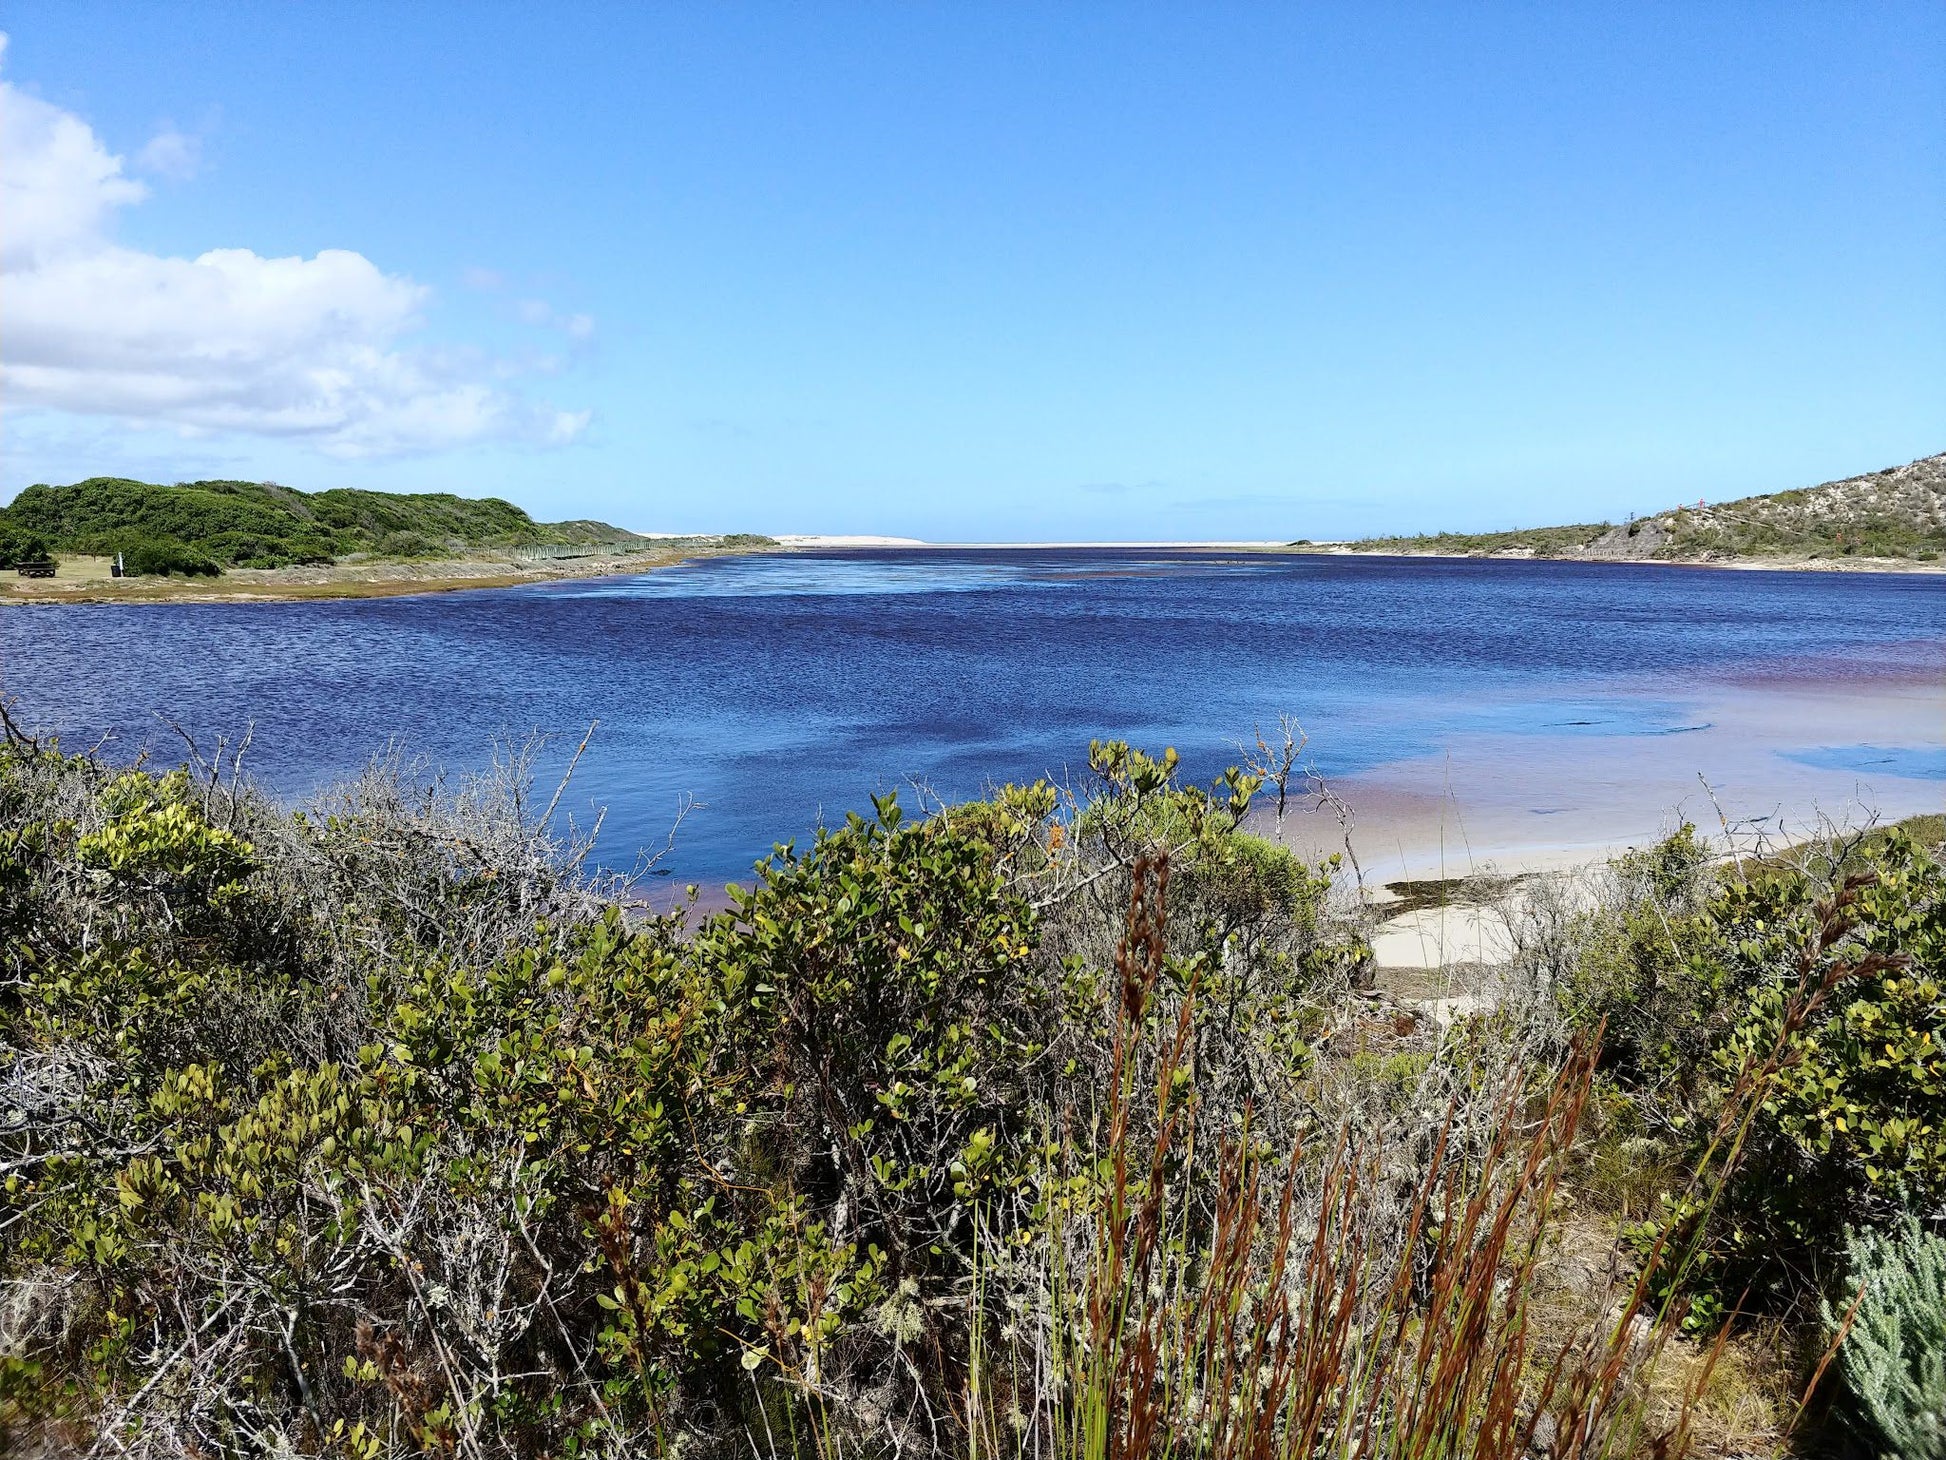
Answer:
[974,859,1706,1460]
[0,539,769,605]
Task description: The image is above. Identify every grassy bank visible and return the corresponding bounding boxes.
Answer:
[0,538,772,606]
[1,721,1941,1458]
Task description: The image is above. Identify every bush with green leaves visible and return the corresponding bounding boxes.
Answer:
[1554,823,1721,1093]
[0,527,52,570]
[1823,1218,1946,1460]
[0,751,950,1451]
[2,476,650,571]
[697,796,1051,1257]
[0,721,1382,1457]
[1586,829,1946,1322]
[118,535,221,577]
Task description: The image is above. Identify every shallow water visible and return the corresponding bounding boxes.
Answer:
[3,550,1941,886]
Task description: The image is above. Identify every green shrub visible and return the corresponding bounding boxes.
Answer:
[1638,832,1946,1317]
[201,528,336,567]
[692,793,1054,1303]
[1558,824,1721,1092]
[0,730,1732,1457]
[0,527,51,570]
[1824,1218,1946,1460]
[2,477,650,569]
[1347,522,1610,555]
[118,535,220,576]
[0,749,933,1449]
[370,528,446,558]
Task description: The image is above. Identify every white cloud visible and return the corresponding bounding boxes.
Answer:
[0,36,589,458]
[135,125,200,181]
[0,43,146,270]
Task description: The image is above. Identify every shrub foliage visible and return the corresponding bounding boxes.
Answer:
[3,718,1939,1457]
[1824,1218,1946,1460]
[0,477,658,573]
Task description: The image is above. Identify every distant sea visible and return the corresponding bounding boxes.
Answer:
[4,550,1942,887]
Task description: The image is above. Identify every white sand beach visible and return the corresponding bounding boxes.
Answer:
[1268,668,1943,890]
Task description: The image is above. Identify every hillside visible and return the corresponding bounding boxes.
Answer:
[0,476,652,571]
[1346,450,1946,564]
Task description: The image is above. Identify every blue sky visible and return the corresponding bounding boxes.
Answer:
[2,3,1941,540]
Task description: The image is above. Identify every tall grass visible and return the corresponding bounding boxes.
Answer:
[967,853,1871,1460]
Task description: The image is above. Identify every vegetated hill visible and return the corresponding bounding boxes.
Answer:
[0,477,657,570]
[1344,450,1946,563]
[1337,520,1613,560]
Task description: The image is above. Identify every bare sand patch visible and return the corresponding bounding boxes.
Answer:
[1268,671,1944,890]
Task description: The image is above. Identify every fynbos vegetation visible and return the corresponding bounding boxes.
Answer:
[0,478,689,575]
[1346,449,1946,564]
[1,716,1940,1458]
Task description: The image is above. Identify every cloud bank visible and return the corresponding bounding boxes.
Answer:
[0,36,588,458]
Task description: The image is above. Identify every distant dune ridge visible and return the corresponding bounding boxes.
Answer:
[1345,449,1946,565]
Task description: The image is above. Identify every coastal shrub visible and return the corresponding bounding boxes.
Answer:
[4,476,648,570]
[0,527,51,570]
[8,719,1879,1458]
[1051,739,1369,1141]
[0,740,899,1452]
[1823,1218,1946,1460]
[1556,823,1722,1092]
[1,733,1098,1452]
[369,528,446,558]
[0,726,1364,1455]
[6,479,305,555]
[976,860,1724,1460]
[1634,831,1946,1320]
[200,528,337,567]
[689,792,1068,1387]
[1347,522,1610,557]
[118,534,220,576]
[1071,739,1265,898]
[943,778,1060,863]
[1527,817,1946,1330]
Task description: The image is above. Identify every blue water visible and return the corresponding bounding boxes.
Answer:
[2,551,1941,884]
[1788,745,1946,781]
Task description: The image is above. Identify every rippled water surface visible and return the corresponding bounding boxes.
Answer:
[3,551,1941,884]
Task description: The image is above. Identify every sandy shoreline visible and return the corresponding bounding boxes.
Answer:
[812,540,1946,575]
[6,539,1940,605]
[1313,545,1946,575]
[0,543,761,606]
[1262,669,1944,888]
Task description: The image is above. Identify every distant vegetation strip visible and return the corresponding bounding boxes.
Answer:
[1338,450,1946,563]
[0,476,774,576]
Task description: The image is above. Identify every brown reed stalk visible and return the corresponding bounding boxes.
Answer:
[1036,861,1683,1460]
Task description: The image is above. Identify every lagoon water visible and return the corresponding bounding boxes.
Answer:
[3,550,1942,888]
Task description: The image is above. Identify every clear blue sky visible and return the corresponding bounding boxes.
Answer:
[3,3,1941,540]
